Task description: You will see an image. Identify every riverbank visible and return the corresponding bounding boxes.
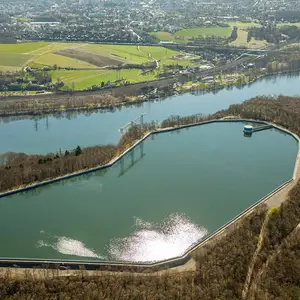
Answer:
[1,68,299,118]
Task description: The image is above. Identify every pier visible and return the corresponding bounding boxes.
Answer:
[253,125,273,132]
[244,124,272,135]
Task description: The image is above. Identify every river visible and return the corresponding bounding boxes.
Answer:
[0,73,299,154]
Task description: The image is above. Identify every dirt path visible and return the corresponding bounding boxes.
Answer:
[241,214,269,300]
[3,258,196,279]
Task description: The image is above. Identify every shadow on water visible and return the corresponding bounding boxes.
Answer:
[118,142,145,178]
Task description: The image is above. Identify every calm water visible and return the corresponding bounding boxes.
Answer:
[0,123,298,262]
[0,74,299,154]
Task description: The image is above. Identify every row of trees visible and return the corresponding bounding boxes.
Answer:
[0,121,155,193]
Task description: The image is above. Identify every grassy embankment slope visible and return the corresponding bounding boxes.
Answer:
[1,96,300,299]
[0,42,198,90]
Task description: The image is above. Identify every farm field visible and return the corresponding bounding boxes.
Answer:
[175,27,232,38]
[33,53,97,69]
[277,22,300,28]
[228,21,261,28]
[229,28,269,49]
[151,22,261,45]
[0,53,33,68]
[0,41,48,53]
[50,68,159,90]
[0,41,198,90]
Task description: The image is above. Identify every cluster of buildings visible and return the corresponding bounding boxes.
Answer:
[0,0,299,44]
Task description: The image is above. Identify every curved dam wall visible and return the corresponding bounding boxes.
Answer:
[0,119,299,271]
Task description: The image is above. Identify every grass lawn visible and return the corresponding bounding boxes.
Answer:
[50,69,158,90]
[0,53,32,68]
[228,22,261,28]
[151,23,261,43]
[150,32,175,41]
[277,22,300,28]
[82,44,149,64]
[0,42,49,54]
[16,17,32,22]
[33,53,97,68]
[229,29,269,49]
[0,66,21,72]
[174,27,232,38]
[83,44,195,66]
[28,43,85,55]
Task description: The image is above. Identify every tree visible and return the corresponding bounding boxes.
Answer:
[75,146,82,156]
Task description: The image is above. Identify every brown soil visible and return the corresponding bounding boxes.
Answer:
[56,49,122,67]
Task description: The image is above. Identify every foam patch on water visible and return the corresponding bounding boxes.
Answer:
[37,234,105,259]
[37,214,207,262]
[109,214,207,262]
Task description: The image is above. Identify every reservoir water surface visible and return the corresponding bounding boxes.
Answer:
[0,122,298,262]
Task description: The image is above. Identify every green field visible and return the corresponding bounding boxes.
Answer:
[83,44,149,64]
[33,53,97,69]
[151,22,261,45]
[229,28,269,49]
[175,27,232,38]
[0,41,198,90]
[28,43,85,56]
[0,53,33,68]
[228,22,261,28]
[50,68,159,90]
[277,22,300,28]
[0,42,49,54]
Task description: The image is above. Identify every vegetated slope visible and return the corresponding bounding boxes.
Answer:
[1,96,300,299]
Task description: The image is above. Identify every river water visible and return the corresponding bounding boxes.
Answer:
[0,73,299,154]
[0,122,297,262]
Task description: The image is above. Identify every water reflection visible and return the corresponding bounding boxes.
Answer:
[109,214,207,262]
[37,214,207,262]
[118,142,145,177]
[37,232,106,259]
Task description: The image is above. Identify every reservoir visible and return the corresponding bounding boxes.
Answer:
[0,73,300,154]
[0,122,298,262]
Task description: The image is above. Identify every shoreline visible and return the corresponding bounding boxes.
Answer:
[0,69,299,118]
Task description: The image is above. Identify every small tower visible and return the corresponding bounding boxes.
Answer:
[243,125,253,135]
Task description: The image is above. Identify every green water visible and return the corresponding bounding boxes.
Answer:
[0,122,298,262]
